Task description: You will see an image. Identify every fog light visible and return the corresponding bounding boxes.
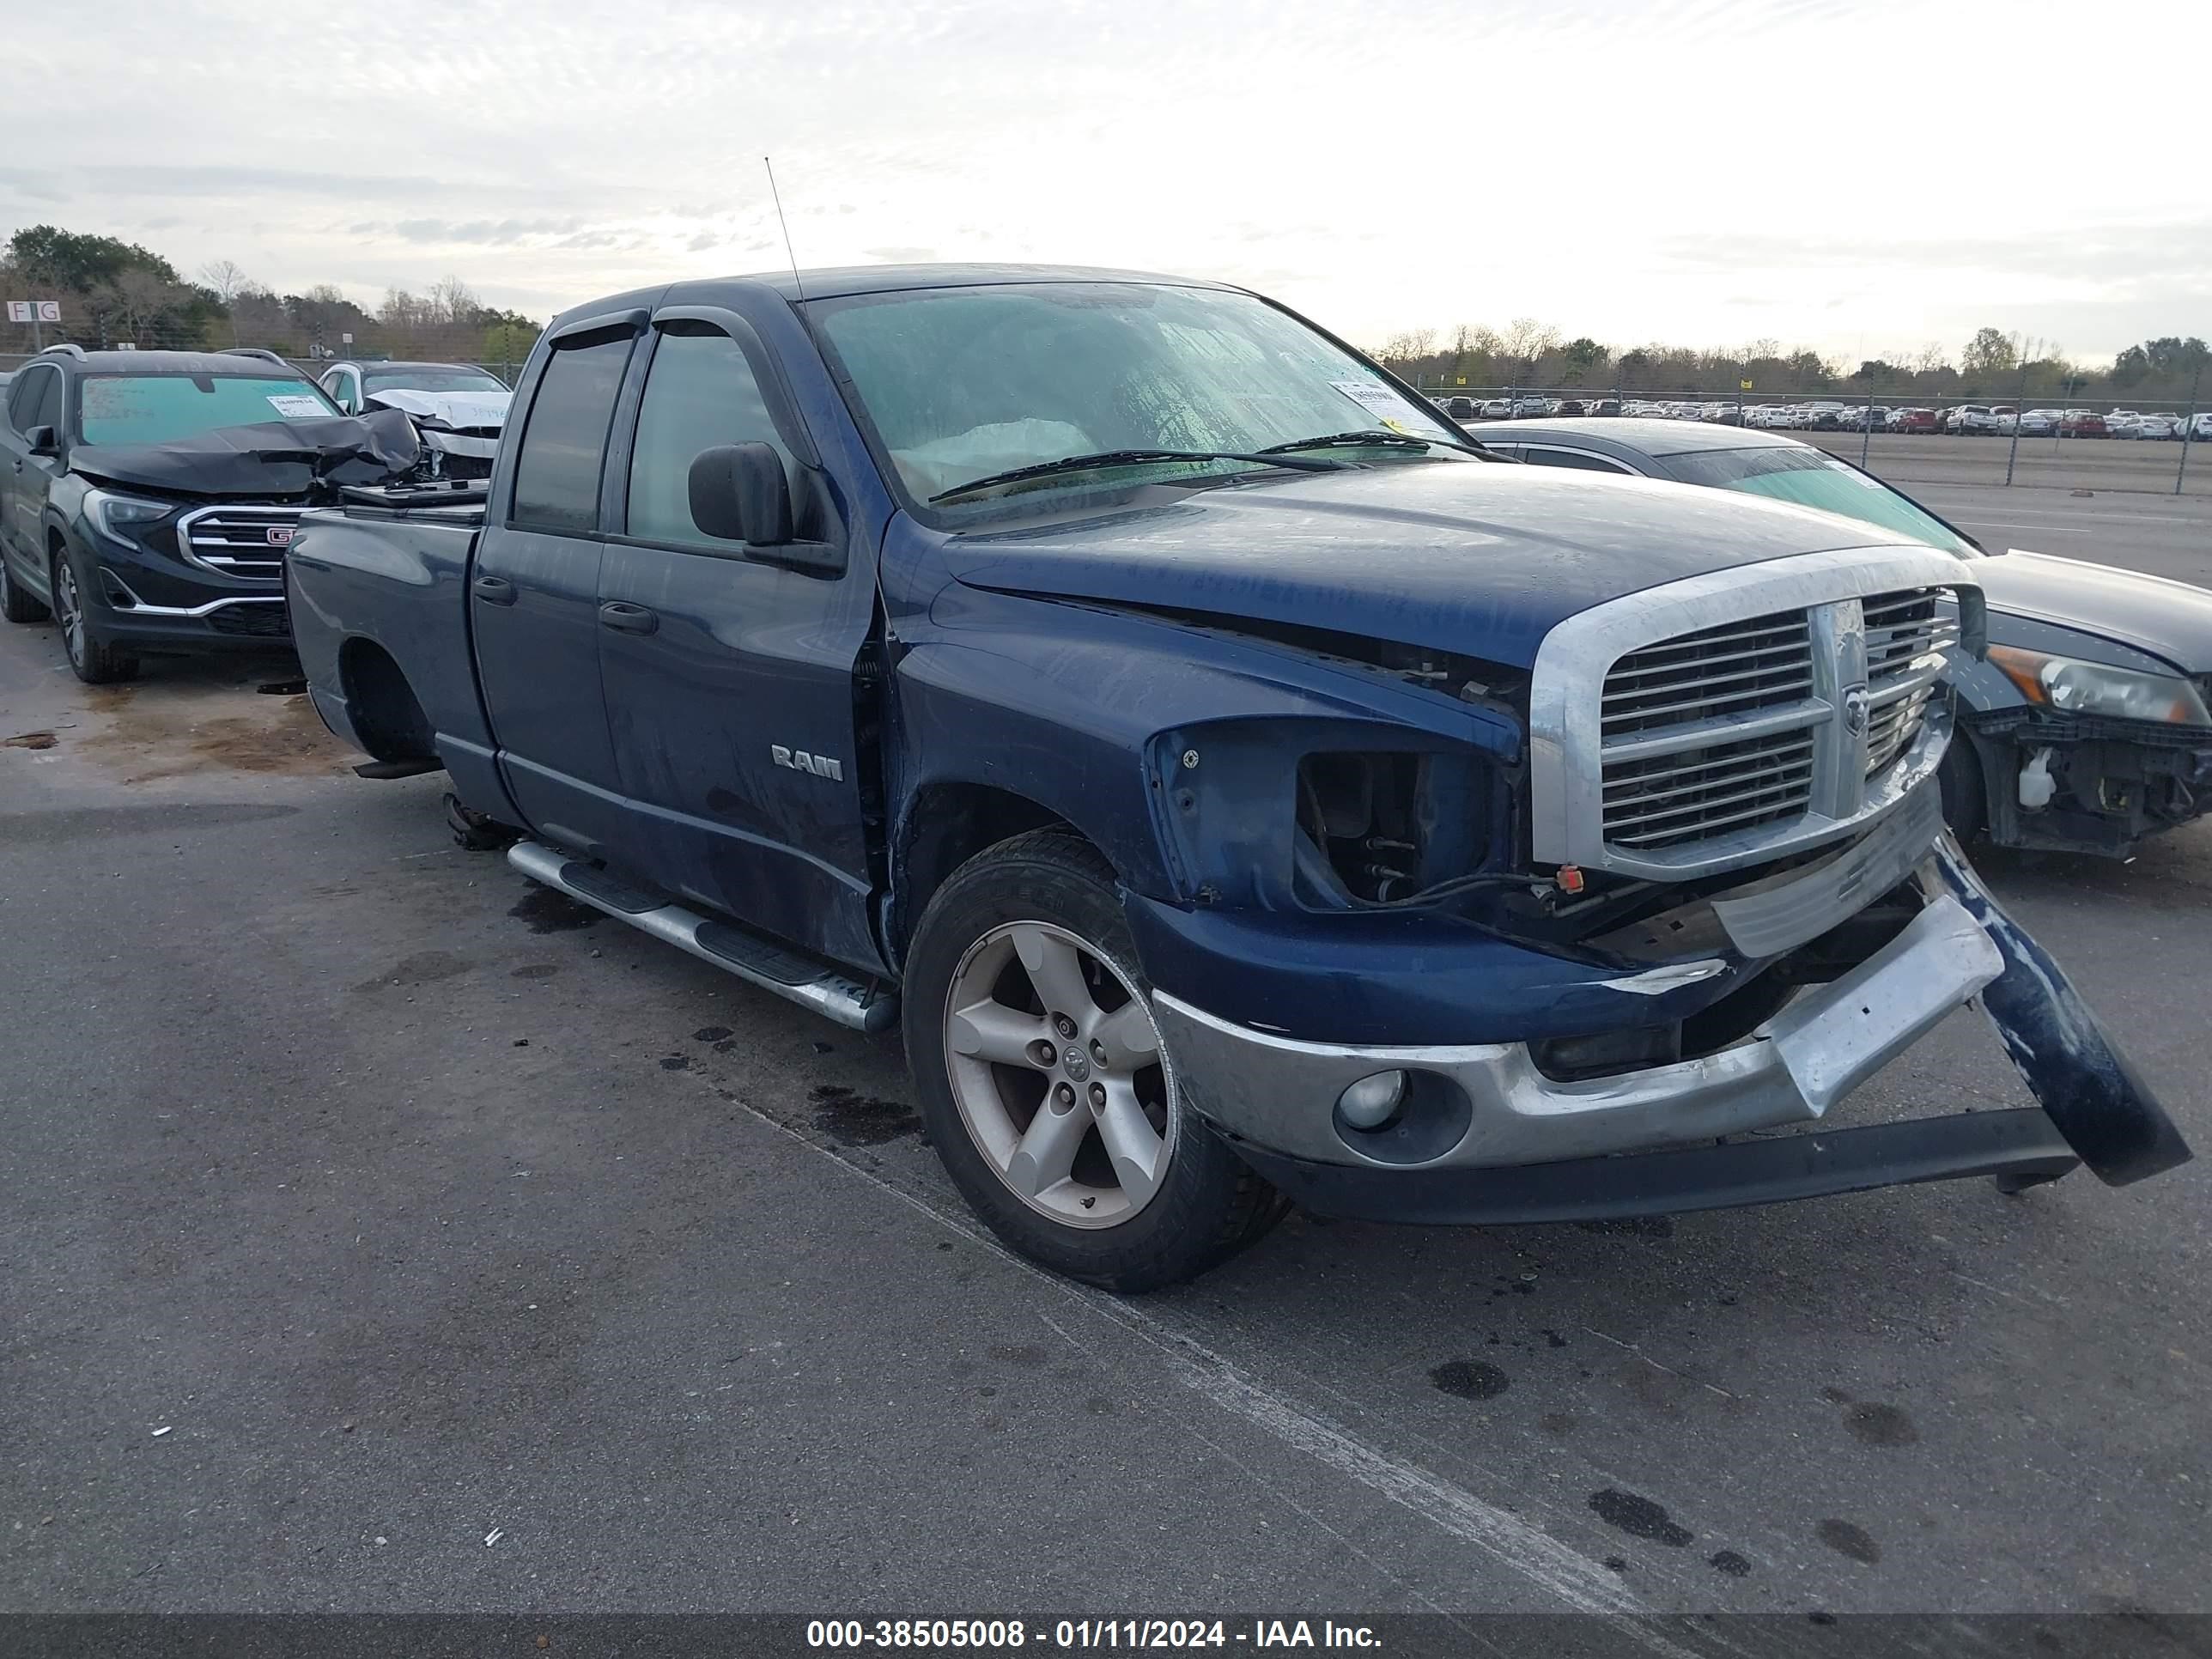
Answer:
[1336,1070,1407,1130]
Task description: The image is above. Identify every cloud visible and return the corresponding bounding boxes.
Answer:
[3,0,2202,358]
[862,246,937,263]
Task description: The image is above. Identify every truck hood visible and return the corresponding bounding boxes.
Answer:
[69,409,423,501]
[1978,550,2212,674]
[362,388,511,432]
[942,463,1925,670]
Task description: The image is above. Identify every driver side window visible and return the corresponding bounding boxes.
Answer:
[626,325,792,550]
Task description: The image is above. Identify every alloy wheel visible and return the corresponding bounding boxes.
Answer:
[940,921,1176,1229]
[53,557,85,670]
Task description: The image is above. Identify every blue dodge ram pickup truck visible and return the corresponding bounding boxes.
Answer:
[286,265,2190,1289]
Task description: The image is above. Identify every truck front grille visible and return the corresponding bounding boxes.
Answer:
[1595,590,1958,858]
[1863,588,1957,776]
[1600,611,1821,850]
[1527,547,1982,880]
[179,505,307,582]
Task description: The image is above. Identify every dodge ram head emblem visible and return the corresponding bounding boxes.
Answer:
[771,744,844,781]
[1843,684,1870,739]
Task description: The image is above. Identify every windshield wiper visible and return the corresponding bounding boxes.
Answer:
[929,447,1343,504]
[1258,428,1497,460]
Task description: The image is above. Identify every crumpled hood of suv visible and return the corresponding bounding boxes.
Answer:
[363,388,511,433]
[943,462,1934,669]
[70,408,423,500]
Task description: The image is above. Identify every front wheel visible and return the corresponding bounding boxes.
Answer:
[903,831,1285,1291]
[52,548,137,685]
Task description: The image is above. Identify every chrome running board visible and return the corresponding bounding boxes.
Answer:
[506,839,896,1035]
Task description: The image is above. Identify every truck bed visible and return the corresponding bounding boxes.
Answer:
[286,494,501,791]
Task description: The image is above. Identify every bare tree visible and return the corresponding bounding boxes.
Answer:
[198,258,251,304]
[198,259,252,342]
[1499,318,1561,377]
[427,273,482,325]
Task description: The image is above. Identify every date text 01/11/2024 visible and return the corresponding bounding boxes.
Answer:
[805,1620,1381,1649]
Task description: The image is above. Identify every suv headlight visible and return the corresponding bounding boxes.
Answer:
[84,489,174,547]
[1989,644,2212,726]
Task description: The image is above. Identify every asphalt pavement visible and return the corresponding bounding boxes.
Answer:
[3,504,2209,1621]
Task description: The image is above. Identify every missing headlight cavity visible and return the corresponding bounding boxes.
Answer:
[1297,751,1488,903]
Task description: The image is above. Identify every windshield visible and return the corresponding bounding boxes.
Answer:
[364,368,508,396]
[814,282,1467,509]
[1662,445,1976,556]
[76,374,339,446]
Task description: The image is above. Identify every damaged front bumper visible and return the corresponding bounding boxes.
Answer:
[1152,836,2191,1224]
[1967,706,2212,857]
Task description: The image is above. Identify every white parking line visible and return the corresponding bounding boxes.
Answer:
[1949,520,2092,534]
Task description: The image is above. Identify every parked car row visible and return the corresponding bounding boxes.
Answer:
[1430,394,2209,441]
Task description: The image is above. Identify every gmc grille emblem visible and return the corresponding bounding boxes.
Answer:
[265,526,295,545]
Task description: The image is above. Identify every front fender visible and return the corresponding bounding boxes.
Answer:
[890,584,1520,903]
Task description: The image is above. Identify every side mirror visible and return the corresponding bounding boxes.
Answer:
[25,424,58,456]
[688,441,793,546]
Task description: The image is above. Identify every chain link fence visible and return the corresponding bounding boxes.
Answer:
[1412,378,2210,498]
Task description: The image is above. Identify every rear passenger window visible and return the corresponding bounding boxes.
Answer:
[509,332,634,534]
[1522,447,1632,474]
[626,325,791,549]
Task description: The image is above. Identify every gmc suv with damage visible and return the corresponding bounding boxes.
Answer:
[283,266,2190,1289]
[0,345,422,682]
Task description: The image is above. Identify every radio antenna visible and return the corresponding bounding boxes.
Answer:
[763,156,806,302]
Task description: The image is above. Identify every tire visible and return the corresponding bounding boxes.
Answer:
[51,547,138,685]
[2,555,49,623]
[1938,733,1988,845]
[903,830,1286,1291]
[446,791,520,852]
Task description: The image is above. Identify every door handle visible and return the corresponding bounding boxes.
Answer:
[472,574,517,605]
[598,601,659,635]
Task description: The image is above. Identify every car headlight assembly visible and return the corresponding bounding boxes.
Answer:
[84,489,175,547]
[1989,644,2212,726]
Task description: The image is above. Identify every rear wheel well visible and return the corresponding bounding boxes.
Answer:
[894,783,1083,955]
[339,638,434,761]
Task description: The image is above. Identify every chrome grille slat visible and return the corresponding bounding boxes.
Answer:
[1861,587,1948,780]
[1600,735,1816,793]
[1609,786,1817,847]
[1602,676,1814,728]
[1607,775,1814,836]
[1599,608,1821,849]
[179,505,306,586]
[1602,637,1814,687]
[1603,745,1816,813]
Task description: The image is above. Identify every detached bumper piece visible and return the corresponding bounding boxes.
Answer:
[1929,834,2192,1186]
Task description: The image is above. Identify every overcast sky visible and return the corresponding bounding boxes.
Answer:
[6,0,2203,364]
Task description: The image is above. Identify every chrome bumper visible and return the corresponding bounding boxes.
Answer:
[1153,887,2002,1170]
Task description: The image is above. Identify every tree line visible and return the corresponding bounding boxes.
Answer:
[1374,319,2210,404]
[0,225,541,366]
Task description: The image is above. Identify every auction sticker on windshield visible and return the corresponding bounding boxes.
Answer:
[266,395,329,418]
[1330,380,1418,428]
